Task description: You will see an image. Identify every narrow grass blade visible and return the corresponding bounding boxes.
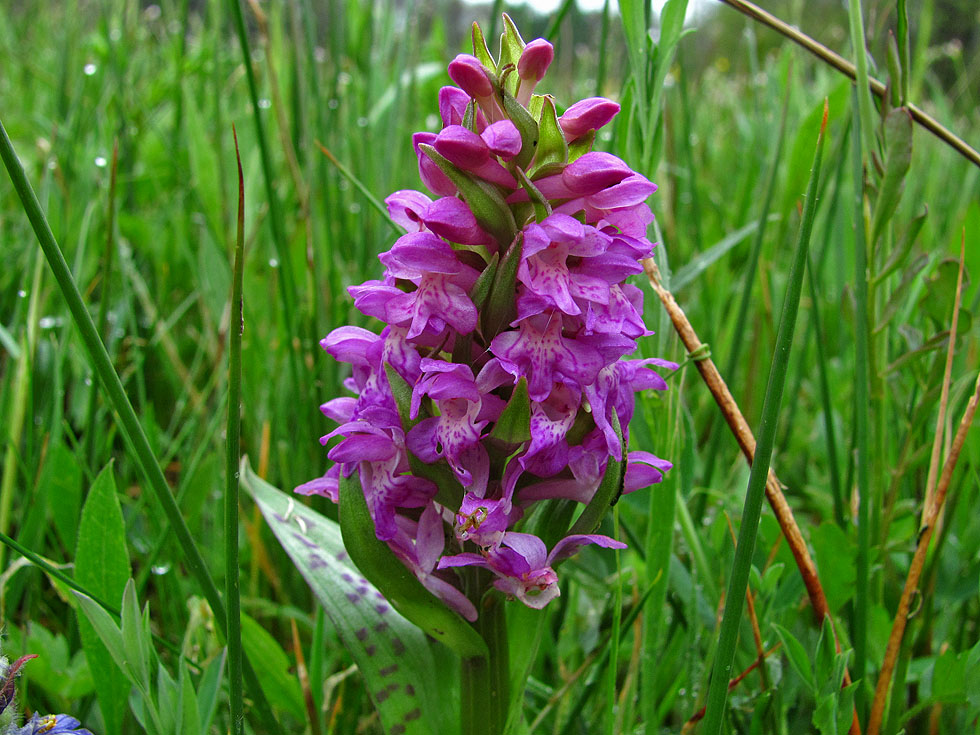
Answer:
[226,126,246,735]
[850,88,872,721]
[226,0,303,394]
[0,116,281,733]
[702,101,829,735]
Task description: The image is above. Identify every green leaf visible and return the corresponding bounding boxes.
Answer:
[74,465,131,735]
[670,219,770,291]
[242,461,465,734]
[489,377,532,444]
[338,471,488,660]
[482,233,523,340]
[469,251,499,311]
[870,108,913,246]
[529,96,568,175]
[874,205,926,284]
[567,410,624,537]
[240,614,306,721]
[772,623,816,694]
[498,88,540,170]
[39,441,82,551]
[196,650,227,734]
[121,578,151,689]
[471,21,494,70]
[418,144,517,247]
[178,660,202,735]
[811,523,856,614]
[497,14,525,95]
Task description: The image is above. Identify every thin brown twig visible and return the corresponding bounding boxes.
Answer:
[644,258,861,735]
[725,514,769,691]
[866,370,980,735]
[867,248,975,735]
[922,233,966,520]
[683,643,782,729]
[717,0,980,170]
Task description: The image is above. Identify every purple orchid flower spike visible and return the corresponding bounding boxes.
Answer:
[299,14,676,623]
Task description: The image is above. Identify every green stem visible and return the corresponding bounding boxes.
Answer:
[0,116,280,734]
[461,594,509,735]
[701,103,827,735]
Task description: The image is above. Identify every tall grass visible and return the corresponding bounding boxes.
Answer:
[1,1,978,733]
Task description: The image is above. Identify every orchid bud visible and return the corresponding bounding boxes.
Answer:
[559,97,620,141]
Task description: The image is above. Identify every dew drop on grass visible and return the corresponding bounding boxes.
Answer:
[356,116,368,127]
[152,564,171,575]
[94,156,107,168]
[83,63,97,76]
[109,28,121,41]
[328,98,339,110]
[17,290,26,298]
[349,202,361,214]
[258,98,271,109]
[268,258,279,268]
[39,316,61,329]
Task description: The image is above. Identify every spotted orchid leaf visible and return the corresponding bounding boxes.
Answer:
[336,470,489,660]
[242,461,461,734]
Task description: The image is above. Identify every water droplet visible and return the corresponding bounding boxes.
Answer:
[95,156,107,168]
[268,258,279,268]
[327,98,339,110]
[39,316,62,329]
[258,98,271,110]
[349,202,361,214]
[83,63,97,76]
[84,377,93,386]
[144,4,162,21]
[17,290,26,298]
[47,160,57,170]
[356,116,368,127]
[314,47,326,63]
[152,563,171,575]
[109,28,122,41]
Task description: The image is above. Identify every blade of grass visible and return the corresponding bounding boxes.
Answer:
[699,68,791,496]
[82,137,118,470]
[701,101,828,735]
[226,0,303,395]
[850,87,872,722]
[0,116,281,734]
[226,125,246,735]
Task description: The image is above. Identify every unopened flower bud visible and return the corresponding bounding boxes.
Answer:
[559,97,620,141]
[481,120,522,160]
[517,39,554,83]
[447,54,494,98]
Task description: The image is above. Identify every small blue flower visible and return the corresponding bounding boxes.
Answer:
[11,713,94,735]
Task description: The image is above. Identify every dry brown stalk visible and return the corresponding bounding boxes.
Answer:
[643,258,861,735]
[867,246,977,735]
[866,369,980,735]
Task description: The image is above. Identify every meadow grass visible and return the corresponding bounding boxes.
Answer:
[1,0,978,733]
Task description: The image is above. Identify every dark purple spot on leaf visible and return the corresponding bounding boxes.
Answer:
[355,628,369,641]
[374,622,389,633]
[392,638,406,655]
[273,513,287,523]
[380,664,398,677]
[405,708,421,721]
[391,726,405,735]
[375,591,386,600]
[290,531,319,549]
[336,551,348,561]
[357,585,369,595]
[366,645,376,656]
[405,684,415,696]
[375,603,389,615]
[347,592,360,603]
[309,553,328,570]
[341,573,354,583]
[376,688,390,703]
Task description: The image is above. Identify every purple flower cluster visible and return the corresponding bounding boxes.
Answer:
[298,20,675,621]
